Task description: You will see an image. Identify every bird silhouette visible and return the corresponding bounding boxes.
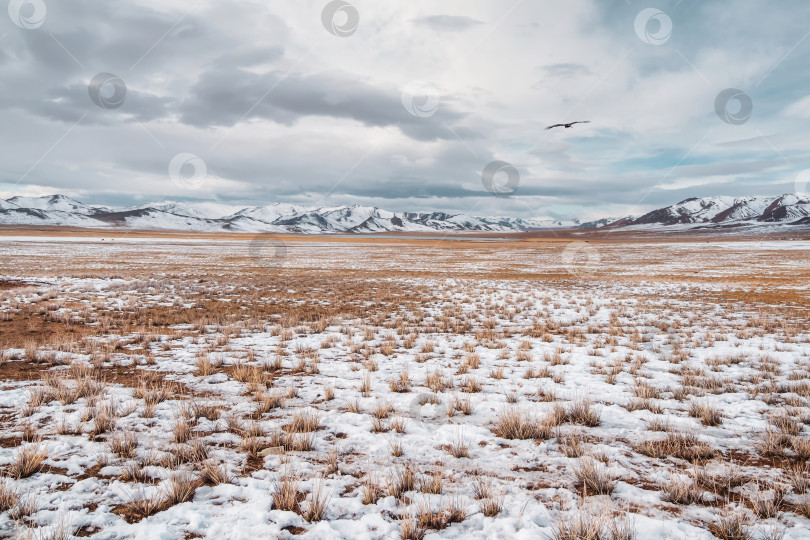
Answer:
[545,120,591,130]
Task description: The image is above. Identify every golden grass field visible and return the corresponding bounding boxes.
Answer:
[0,228,808,539]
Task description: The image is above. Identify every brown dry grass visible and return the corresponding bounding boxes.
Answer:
[8,445,47,479]
[689,400,723,426]
[273,470,301,512]
[387,466,416,499]
[3,231,810,535]
[493,407,552,440]
[574,457,615,496]
[634,432,717,462]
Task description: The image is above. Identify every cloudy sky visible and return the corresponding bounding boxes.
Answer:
[1,0,809,220]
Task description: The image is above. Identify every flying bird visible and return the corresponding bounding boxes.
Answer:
[545,120,591,130]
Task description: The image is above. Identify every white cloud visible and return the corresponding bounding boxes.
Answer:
[0,0,808,217]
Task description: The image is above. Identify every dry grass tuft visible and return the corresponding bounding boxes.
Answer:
[770,413,802,436]
[574,457,615,496]
[415,499,451,530]
[493,406,551,440]
[461,376,482,393]
[390,416,407,433]
[400,512,426,540]
[566,398,600,427]
[200,460,231,485]
[389,368,412,393]
[557,430,586,458]
[387,466,416,499]
[0,481,18,513]
[787,463,810,493]
[120,461,149,483]
[241,434,264,458]
[21,423,38,443]
[634,432,716,462]
[119,489,165,522]
[689,400,723,426]
[550,508,636,540]
[303,479,330,522]
[8,445,47,479]
[745,483,787,519]
[196,355,222,376]
[109,432,138,459]
[165,472,200,506]
[479,495,503,517]
[470,474,494,500]
[633,380,661,399]
[447,431,469,458]
[273,470,301,512]
[661,473,703,505]
[359,373,373,397]
[91,401,118,436]
[173,417,192,444]
[420,469,444,495]
[346,398,361,414]
[389,438,404,457]
[709,513,751,540]
[287,409,322,433]
[362,473,383,505]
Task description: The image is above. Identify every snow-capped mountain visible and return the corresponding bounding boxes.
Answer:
[2,194,808,234]
[6,194,107,215]
[616,194,810,229]
[126,201,241,221]
[0,195,587,233]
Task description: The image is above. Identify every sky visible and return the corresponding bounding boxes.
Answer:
[1,0,809,221]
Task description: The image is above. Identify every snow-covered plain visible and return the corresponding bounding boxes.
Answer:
[0,236,808,539]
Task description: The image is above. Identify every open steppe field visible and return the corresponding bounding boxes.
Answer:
[0,232,809,539]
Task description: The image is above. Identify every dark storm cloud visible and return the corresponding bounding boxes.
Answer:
[0,0,215,124]
[179,68,475,142]
[20,83,174,124]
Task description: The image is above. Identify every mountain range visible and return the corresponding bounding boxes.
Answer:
[614,194,810,230]
[0,194,808,234]
[0,195,598,233]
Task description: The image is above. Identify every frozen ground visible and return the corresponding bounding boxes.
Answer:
[0,235,808,539]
